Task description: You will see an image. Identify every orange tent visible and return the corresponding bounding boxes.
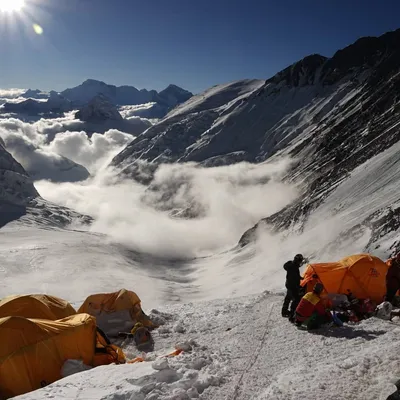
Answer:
[78,289,156,337]
[301,254,389,303]
[0,313,125,398]
[0,314,96,398]
[0,294,76,320]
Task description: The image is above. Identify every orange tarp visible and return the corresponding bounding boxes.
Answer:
[301,254,389,303]
[0,294,76,320]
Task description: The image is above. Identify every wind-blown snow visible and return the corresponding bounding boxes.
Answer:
[44,129,134,174]
[35,158,297,259]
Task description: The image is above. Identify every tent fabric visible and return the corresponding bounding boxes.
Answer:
[78,289,155,336]
[0,314,96,399]
[0,294,76,320]
[301,254,389,303]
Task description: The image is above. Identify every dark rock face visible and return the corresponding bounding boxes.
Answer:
[266,54,327,87]
[156,84,193,108]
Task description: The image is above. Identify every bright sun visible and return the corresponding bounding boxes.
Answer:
[0,0,25,12]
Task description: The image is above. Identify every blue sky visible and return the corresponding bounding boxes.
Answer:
[0,0,399,93]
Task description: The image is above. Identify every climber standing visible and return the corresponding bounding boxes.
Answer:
[385,253,400,305]
[281,254,305,321]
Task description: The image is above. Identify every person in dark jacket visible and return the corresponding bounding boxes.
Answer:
[385,253,400,304]
[281,254,305,320]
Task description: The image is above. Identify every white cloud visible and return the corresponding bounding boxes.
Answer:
[35,159,298,259]
[44,129,134,173]
[0,113,136,178]
[119,103,157,119]
[1,132,89,182]
[0,88,25,98]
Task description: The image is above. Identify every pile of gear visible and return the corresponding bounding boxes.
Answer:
[281,252,400,331]
[0,289,158,398]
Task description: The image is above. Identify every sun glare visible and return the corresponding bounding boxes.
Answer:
[0,0,25,12]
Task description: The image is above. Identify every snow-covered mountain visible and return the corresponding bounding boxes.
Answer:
[1,81,193,120]
[238,29,400,253]
[22,88,49,99]
[2,91,72,115]
[74,94,151,135]
[61,79,193,108]
[111,29,400,255]
[61,79,154,106]
[112,79,265,175]
[75,94,123,122]
[4,139,97,244]
[0,140,90,228]
[157,84,194,108]
[0,140,38,216]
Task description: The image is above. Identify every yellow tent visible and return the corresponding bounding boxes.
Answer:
[0,313,125,398]
[0,294,76,320]
[78,289,156,336]
[0,314,96,398]
[301,253,389,303]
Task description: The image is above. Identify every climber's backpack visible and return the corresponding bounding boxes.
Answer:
[132,325,154,351]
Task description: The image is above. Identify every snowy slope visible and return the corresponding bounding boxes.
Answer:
[112,79,265,174]
[111,69,361,174]
[13,292,400,400]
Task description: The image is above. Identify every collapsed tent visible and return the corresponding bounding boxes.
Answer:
[302,254,389,303]
[0,313,125,398]
[0,294,76,320]
[78,289,155,337]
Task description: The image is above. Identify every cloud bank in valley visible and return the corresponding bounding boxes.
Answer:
[35,158,298,259]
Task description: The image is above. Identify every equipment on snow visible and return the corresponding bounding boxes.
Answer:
[118,322,154,352]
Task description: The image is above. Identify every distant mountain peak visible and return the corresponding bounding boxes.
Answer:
[82,79,109,86]
[75,93,123,122]
[60,79,193,110]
